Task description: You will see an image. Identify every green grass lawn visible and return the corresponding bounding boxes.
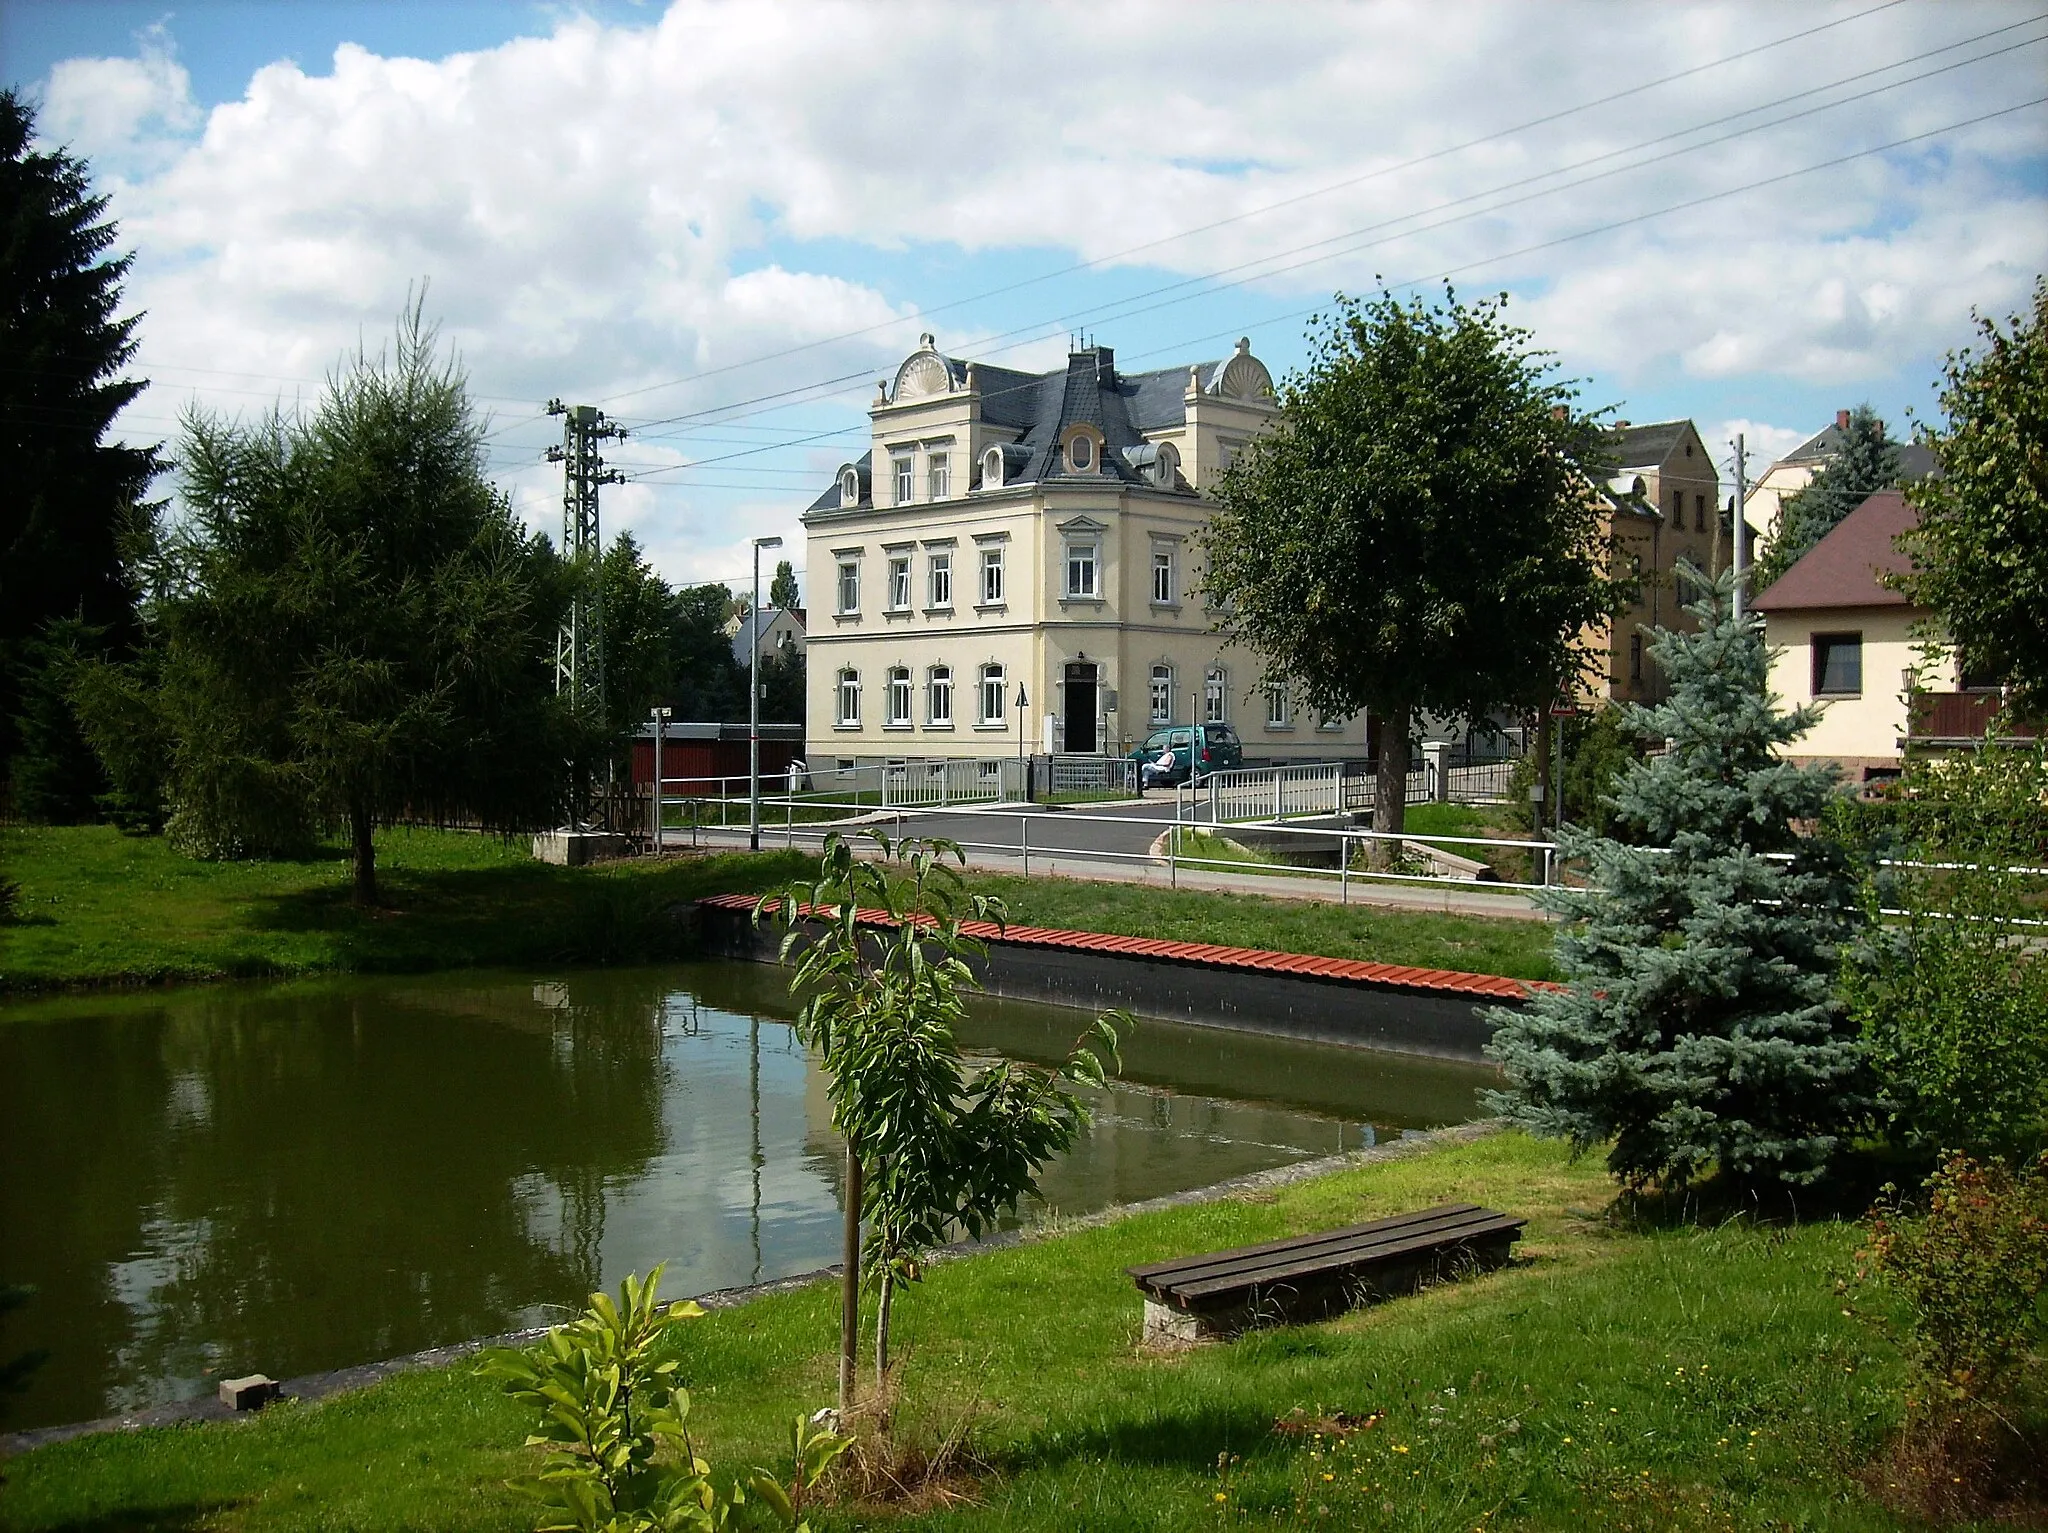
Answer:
[0,824,811,995]
[975,871,1556,981]
[1,824,1556,994]
[1,1131,1939,1532]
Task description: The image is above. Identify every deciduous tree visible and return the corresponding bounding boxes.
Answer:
[1896,277,2048,718]
[1202,288,1617,857]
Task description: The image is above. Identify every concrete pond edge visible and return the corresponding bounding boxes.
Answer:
[0,1120,1505,1457]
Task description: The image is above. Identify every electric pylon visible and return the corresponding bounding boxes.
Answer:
[544,399,627,717]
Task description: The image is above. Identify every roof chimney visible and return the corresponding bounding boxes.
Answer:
[1835,408,1850,431]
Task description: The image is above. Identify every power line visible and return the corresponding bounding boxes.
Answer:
[590,0,1916,412]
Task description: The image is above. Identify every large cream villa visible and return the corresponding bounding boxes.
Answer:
[799,334,1369,767]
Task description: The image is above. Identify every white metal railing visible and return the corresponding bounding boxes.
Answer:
[1048,754,1138,795]
[1341,769,1430,812]
[883,756,1024,807]
[1202,763,1344,822]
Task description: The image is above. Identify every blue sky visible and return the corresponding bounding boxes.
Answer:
[7,0,2045,594]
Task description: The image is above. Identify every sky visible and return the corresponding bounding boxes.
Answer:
[6,0,2045,601]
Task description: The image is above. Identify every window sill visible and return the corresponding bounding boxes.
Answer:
[1150,601,1182,613]
[922,723,955,732]
[974,602,1008,614]
[923,605,954,616]
[833,612,861,622]
[1265,724,1295,733]
[973,723,1010,732]
[833,723,861,731]
[1813,690,1861,700]
[883,723,915,732]
[1059,596,1105,608]
[884,608,913,619]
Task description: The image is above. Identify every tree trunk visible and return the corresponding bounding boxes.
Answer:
[838,1146,863,1413]
[874,1265,893,1387]
[350,795,378,908]
[1368,704,1411,871]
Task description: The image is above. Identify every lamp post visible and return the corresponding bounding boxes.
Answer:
[650,705,672,852]
[749,535,782,852]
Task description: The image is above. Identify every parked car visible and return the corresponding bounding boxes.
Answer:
[1130,723,1243,787]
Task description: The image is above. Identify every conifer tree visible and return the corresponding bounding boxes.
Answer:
[1753,404,1901,592]
[0,89,164,811]
[1485,565,1869,1189]
[768,558,800,612]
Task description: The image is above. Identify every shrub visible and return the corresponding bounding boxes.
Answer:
[1842,745,2048,1164]
[478,1265,845,1532]
[1862,1153,2048,1406]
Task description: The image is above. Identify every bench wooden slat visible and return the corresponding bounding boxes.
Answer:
[1168,1214,1523,1304]
[1126,1202,1483,1284]
[1147,1208,1521,1300]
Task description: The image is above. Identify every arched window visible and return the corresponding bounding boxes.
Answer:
[835,669,860,726]
[886,666,912,726]
[980,444,1005,490]
[927,665,953,726]
[1066,432,1095,473]
[1149,664,1173,725]
[839,467,859,507]
[1204,666,1227,724]
[979,663,1006,724]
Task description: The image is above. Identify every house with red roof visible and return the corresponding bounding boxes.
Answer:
[1752,489,2033,782]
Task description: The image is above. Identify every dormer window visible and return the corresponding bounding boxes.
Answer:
[1153,441,1179,489]
[839,468,859,507]
[1068,434,1094,472]
[981,445,1005,490]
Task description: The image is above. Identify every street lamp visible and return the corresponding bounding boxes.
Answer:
[749,535,783,852]
[650,705,672,852]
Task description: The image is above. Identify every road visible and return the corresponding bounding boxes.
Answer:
[675,796,1551,922]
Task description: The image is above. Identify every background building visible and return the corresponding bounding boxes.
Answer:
[800,334,1371,768]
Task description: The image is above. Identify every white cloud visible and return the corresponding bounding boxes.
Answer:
[32,0,2048,582]
[40,22,197,164]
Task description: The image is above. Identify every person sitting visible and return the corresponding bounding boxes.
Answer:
[1141,744,1178,790]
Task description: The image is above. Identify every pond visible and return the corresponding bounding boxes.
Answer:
[0,962,1495,1431]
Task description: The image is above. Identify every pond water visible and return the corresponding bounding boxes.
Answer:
[0,962,1493,1431]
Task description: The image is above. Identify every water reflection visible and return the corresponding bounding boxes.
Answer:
[0,964,1490,1431]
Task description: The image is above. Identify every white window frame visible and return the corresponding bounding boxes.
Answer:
[886,666,913,726]
[835,668,860,727]
[1265,682,1291,729]
[1065,540,1098,600]
[926,665,953,726]
[887,554,912,612]
[893,452,915,506]
[927,551,952,610]
[1204,666,1227,724]
[980,547,1005,605]
[927,451,950,501]
[835,559,860,616]
[1151,548,1175,605]
[1149,664,1173,725]
[979,663,1006,724]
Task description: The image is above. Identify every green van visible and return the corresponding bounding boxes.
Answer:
[1129,722,1243,787]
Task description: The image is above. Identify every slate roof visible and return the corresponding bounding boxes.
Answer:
[1608,420,1692,471]
[1776,422,1937,479]
[728,606,803,665]
[807,345,1245,512]
[1752,490,1916,612]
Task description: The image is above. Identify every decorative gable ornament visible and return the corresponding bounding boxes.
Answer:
[892,333,954,402]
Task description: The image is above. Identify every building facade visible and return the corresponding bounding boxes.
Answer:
[800,335,1369,767]
[1581,419,1724,706]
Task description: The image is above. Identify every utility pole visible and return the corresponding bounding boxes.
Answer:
[545,400,627,716]
[1730,432,1750,622]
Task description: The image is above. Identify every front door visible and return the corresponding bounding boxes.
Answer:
[1062,663,1098,753]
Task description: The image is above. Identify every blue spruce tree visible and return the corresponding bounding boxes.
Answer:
[1485,566,1869,1189]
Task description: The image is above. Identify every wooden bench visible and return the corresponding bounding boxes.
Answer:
[1127,1201,1525,1343]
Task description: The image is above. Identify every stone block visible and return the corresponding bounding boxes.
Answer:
[531,831,630,866]
[219,1374,281,1411]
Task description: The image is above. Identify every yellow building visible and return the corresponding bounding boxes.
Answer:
[1751,489,2030,783]
[800,335,1366,766]
[1581,419,1723,706]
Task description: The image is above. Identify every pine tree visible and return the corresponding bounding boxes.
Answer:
[768,558,800,612]
[1485,565,1870,1189]
[1753,405,1901,592]
[1,90,166,811]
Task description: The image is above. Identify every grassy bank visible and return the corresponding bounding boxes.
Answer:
[0,824,811,994]
[1,825,1556,995]
[1,1131,1929,1531]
